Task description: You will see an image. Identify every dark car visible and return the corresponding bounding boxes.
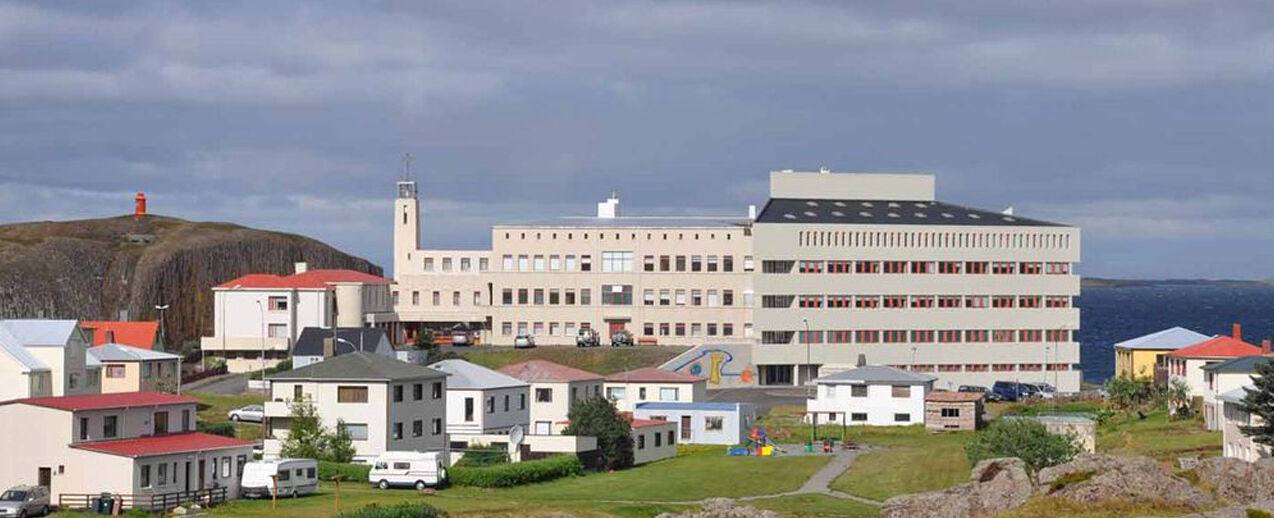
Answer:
[610,330,634,347]
[958,385,1002,402]
[991,381,1030,402]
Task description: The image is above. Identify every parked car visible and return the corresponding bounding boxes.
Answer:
[241,459,319,499]
[957,385,1002,402]
[1033,383,1058,399]
[991,381,1029,402]
[369,451,448,490]
[451,329,471,347]
[575,328,600,348]
[514,334,536,349]
[0,485,49,517]
[228,404,265,423]
[611,329,634,347]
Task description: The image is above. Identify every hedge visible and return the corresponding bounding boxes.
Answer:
[336,502,447,518]
[449,455,583,488]
[319,461,371,482]
[196,422,236,438]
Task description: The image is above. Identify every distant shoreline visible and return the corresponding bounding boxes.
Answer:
[1083,277,1274,289]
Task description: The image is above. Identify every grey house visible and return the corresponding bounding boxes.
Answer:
[292,327,395,368]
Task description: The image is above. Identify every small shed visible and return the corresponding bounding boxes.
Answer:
[924,391,985,431]
[1003,414,1097,453]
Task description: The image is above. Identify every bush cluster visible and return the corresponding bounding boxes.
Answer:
[454,444,508,467]
[335,502,447,518]
[318,461,371,482]
[449,455,583,488]
[196,422,237,438]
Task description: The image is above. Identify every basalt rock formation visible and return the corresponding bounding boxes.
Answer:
[0,214,381,349]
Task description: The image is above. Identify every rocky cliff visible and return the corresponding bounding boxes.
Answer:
[0,214,382,349]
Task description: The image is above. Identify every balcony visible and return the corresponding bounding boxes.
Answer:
[264,400,294,418]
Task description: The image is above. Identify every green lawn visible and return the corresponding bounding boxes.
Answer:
[1096,409,1219,462]
[203,448,830,518]
[190,392,267,440]
[457,347,688,376]
[828,427,974,501]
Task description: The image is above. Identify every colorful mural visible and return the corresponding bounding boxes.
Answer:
[668,345,755,387]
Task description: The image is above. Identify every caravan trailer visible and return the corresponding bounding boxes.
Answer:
[240,459,319,498]
[368,451,448,490]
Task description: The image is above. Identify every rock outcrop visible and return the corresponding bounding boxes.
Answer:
[1037,454,1212,509]
[0,214,381,348]
[879,458,1033,518]
[1194,457,1274,505]
[655,498,779,518]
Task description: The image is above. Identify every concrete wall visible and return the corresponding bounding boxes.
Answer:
[25,330,95,397]
[632,405,755,445]
[1205,372,1255,431]
[603,380,707,413]
[806,382,931,426]
[632,422,678,465]
[99,359,180,394]
[662,343,757,388]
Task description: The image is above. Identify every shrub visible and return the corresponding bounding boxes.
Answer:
[318,461,371,482]
[196,422,237,438]
[562,397,633,470]
[1247,509,1274,518]
[966,418,1079,476]
[449,455,583,488]
[336,502,447,518]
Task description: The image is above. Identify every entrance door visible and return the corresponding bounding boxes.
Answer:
[608,321,626,335]
[185,462,192,493]
[38,467,51,489]
[198,459,205,490]
[680,416,692,442]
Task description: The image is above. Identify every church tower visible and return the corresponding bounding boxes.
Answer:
[393,154,420,278]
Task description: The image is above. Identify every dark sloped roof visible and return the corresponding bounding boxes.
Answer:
[269,351,446,381]
[293,327,386,357]
[755,198,1064,227]
[1201,355,1274,373]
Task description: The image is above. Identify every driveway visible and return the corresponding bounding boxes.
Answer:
[184,373,248,395]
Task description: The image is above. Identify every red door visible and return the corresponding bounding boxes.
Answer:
[608,321,626,335]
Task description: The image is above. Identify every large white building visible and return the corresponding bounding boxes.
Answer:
[201,263,394,372]
[386,169,1084,391]
[806,365,935,426]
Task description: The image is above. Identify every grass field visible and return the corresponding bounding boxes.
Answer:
[457,346,689,375]
[191,392,267,440]
[201,447,832,518]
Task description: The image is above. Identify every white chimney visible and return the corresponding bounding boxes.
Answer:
[596,191,620,219]
[748,204,757,220]
[294,262,308,274]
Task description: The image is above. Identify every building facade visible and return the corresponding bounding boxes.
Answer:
[89,344,182,394]
[385,169,1084,391]
[497,360,604,435]
[1112,327,1210,381]
[0,320,100,398]
[632,401,756,445]
[428,359,530,437]
[201,263,393,373]
[806,365,935,426]
[603,368,708,413]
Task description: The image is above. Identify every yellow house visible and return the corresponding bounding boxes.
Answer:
[1114,327,1210,380]
[89,343,182,394]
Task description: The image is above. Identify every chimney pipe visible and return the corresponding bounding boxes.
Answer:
[295,262,308,274]
[1233,323,1243,342]
[1263,339,1271,355]
[323,337,334,358]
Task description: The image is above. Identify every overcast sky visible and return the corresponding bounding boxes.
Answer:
[2,1,1273,279]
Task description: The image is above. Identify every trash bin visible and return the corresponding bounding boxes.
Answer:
[804,441,813,452]
[94,492,114,514]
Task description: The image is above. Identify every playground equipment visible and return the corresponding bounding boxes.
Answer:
[727,426,786,456]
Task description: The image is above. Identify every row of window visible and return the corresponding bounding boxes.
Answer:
[421,256,490,273]
[500,286,750,307]
[535,385,602,403]
[822,384,915,398]
[78,409,192,441]
[605,386,681,401]
[500,253,755,273]
[391,418,445,440]
[794,228,1073,250]
[462,393,527,422]
[894,363,1073,373]
[635,429,675,450]
[763,329,1075,345]
[768,260,1072,275]
[500,321,754,338]
[767,294,1074,309]
[103,361,175,379]
[397,290,484,307]
[501,229,746,242]
[813,412,914,423]
[141,454,248,489]
[334,382,444,404]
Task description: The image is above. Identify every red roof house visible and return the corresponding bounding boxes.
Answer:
[81,321,161,350]
[6,391,199,411]
[605,367,705,383]
[1166,336,1263,359]
[498,360,603,383]
[73,432,254,457]
[216,269,389,289]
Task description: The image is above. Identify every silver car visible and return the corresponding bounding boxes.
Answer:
[0,485,49,517]
[228,404,265,423]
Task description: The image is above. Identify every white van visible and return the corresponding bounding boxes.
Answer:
[368,451,448,490]
[240,459,319,498]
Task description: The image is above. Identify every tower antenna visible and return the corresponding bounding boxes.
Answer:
[401,153,415,182]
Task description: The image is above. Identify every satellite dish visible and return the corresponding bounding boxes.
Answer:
[509,425,525,446]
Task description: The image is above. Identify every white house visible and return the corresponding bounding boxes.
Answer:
[428,359,530,438]
[1202,353,1272,431]
[630,419,678,465]
[1220,386,1270,462]
[291,327,396,369]
[0,320,100,398]
[603,368,707,413]
[806,365,935,426]
[1166,332,1262,399]
[633,401,756,445]
[200,262,394,373]
[264,352,449,463]
[89,343,182,394]
[497,360,604,435]
[0,392,254,508]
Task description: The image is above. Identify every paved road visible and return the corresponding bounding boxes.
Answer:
[183,373,248,395]
[704,386,810,415]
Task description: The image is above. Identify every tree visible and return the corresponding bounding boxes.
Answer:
[562,397,634,471]
[414,331,434,350]
[1165,378,1193,417]
[1239,359,1274,448]
[280,400,327,459]
[325,419,357,463]
[1103,377,1160,419]
[965,418,1079,478]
